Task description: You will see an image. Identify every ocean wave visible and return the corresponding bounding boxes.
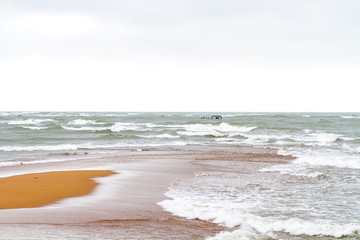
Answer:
[141,133,180,139]
[242,133,295,146]
[0,144,80,152]
[242,130,342,148]
[305,132,340,145]
[218,123,257,132]
[177,130,226,137]
[0,161,22,167]
[340,115,360,119]
[62,126,110,131]
[160,189,360,239]
[279,149,360,169]
[210,218,360,239]
[8,118,55,125]
[249,218,360,238]
[260,165,327,178]
[293,155,360,169]
[68,119,105,125]
[78,113,95,117]
[0,157,80,167]
[0,141,189,152]
[342,144,360,153]
[208,226,259,240]
[28,113,74,117]
[110,122,140,132]
[176,123,256,137]
[281,132,340,146]
[160,194,360,237]
[20,125,48,130]
[62,122,145,132]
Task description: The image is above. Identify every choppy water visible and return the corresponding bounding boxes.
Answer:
[1,112,360,239]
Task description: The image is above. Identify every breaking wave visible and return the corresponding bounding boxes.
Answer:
[8,119,55,125]
[20,125,48,130]
[340,115,360,119]
[177,123,257,137]
[68,119,105,125]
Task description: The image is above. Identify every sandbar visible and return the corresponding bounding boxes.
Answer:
[0,170,116,210]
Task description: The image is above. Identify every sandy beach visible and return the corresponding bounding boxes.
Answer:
[0,143,345,240]
[0,146,247,239]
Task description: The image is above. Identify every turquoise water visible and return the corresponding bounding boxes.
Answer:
[1,112,360,239]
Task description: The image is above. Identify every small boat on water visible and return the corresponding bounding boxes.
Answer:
[211,115,222,119]
[200,115,222,119]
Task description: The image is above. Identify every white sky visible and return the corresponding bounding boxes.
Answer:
[1,0,359,112]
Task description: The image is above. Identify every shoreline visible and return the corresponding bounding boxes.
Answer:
[0,145,292,239]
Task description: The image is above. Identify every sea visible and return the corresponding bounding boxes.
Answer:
[0,112,359,240]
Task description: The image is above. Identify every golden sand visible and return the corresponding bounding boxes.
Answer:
[0,170,116,210]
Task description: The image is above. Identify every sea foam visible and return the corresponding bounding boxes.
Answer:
[62,126,109,131]
[340,115,360,119]
[279,149,360,169]
[68,119,104,125]
[177,123,256,137]
[8,119,55,125]
[159,181,360,239]
[0,144,80,152]
[20,125,48,130]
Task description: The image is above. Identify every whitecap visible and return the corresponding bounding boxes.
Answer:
[176,123,256,137]
[8,118,55,125]
[141,133,180,139]
[260,165,326,178]
[0,157,81,167]
[279,149,360,169]
[293,155,360,169]
[208,227,259,240]
[62,126,109,131]
[217,123,257,133]
[303,129,312,133]
[177,130,226,137]
[340,115,360,119]
[307,132,340,145]
[20,125,48,130]
[110,122,140,132]
[159,187,360,239]
[0,144,79,152]
[68,119,104,125]
[245,217,360,238]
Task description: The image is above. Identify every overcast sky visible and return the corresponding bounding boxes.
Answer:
[1,0,359,112]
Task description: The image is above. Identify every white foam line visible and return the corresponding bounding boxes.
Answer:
[45,170,136,209]
[0,168,135,211]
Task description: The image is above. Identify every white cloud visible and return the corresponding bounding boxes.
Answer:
[1,12,99,38]
[0,1,359,111]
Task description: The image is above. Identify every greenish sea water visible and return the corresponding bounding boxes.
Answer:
[1,112,359,239]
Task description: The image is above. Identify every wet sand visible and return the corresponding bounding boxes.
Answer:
[0,170,116,210]
[0,145,291,239]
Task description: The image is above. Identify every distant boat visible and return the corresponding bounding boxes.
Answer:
[211,115,222,119]
[201,115,222,119]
